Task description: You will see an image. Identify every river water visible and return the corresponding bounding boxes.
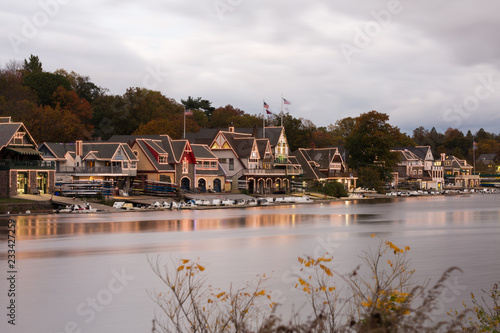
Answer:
[1,194,499,332]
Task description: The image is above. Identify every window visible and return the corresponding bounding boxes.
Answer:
[211,161,217,169]
[130,162,137,169]
[229,158,234,171]
[219,158,227,164]
[123,162,128,169]
[133,150,139,157]
[158,155,167,164]
[159,175,171,183]
[182,158,188,174]
[14,132,25,144]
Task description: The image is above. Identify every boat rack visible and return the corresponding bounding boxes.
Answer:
[55,180,115,197]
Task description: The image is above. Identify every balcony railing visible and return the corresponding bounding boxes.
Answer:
[58,165,124,174]
[242,168,287,176]
[0,160,55,170]
[286,167,303,175]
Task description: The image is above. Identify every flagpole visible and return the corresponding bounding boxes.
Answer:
[183,106,186,139]
[263,100,266,138]
[280,94,283,127]
[473,138,476,176]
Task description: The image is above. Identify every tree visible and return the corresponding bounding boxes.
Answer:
[22,71,72,106]
[345,111,401,192]
[28,104,89,142]
[328,116,355,145]
[23,54,43,74]
[119,88,184,135]
[273,112,314,152]
[209,104,245,128]
[133,115,200,139]
[91,94,126,140]
[412,126,430,146]
[54,69,103,104]
[181,96,215,120]
[52,87,94,139]
[315,180,348,197]
[311,127,336,148]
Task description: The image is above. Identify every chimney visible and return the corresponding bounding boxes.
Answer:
[228,122,234,133]
[76,140,83,156]
[441,153,445,161]
[252,124,258,138]
[0,117,12,123]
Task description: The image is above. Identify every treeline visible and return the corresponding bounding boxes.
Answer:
[1,55,499,160]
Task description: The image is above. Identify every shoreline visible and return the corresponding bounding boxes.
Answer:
[1,190,497,217]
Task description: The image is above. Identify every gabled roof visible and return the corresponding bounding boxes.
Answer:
[191,144,218,160]
[233,126,284,147]
[393,146,433,161]
[38,142,77,160]
[392,149,421,162]
[185,129,219,144]
[0,122,38,150]
[292,148,327,180]
[477,154,498,163]
[256,139,271,159]
[134,139,175,171]
[232,137,257,159]
[443,155,471,169]
[171,140,191,162]
[302,148,340,170]
[108,134,164,145]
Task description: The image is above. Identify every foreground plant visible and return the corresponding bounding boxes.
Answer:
[150,239,489,332]
[450,282,500,332]
[149,256,275,333]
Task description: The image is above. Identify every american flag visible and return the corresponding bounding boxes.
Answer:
[283,98,291,105]
[263,101,270,109]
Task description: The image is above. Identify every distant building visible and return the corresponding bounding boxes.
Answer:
[292,147,357,190]
[0,117,55,198]
[440,153,480,188]
[186,124,302,194]
[475,153,500,173]
[391,146,444,190]
[38,140,138,191]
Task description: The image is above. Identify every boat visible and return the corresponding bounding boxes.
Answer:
[58,203,97,213]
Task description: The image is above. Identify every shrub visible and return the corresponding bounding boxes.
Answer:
[150,239,492,332]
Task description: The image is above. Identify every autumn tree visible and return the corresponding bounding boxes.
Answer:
[345,111,402,192]
[327,116,355,146]
[22,71,72,106]
[54,69,103,104]
[52,87,94,139]
[133,115,200,139]
[119,88,184,135]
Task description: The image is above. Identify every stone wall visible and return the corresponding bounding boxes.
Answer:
[9,170,17,197]
[0,170,9,198]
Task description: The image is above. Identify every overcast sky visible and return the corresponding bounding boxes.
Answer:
[2,0,500,135]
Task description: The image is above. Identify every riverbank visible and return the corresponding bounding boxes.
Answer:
[0,192,363,216]
[1,189,496,216]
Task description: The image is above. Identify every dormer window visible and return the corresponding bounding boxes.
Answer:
[14,132,25,145]
[158,154,167,164]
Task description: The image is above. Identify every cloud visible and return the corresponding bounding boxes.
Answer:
[1,0,499,134]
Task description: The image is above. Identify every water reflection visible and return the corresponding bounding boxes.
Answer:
[1,211,395,240]
[1,195,499,333]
